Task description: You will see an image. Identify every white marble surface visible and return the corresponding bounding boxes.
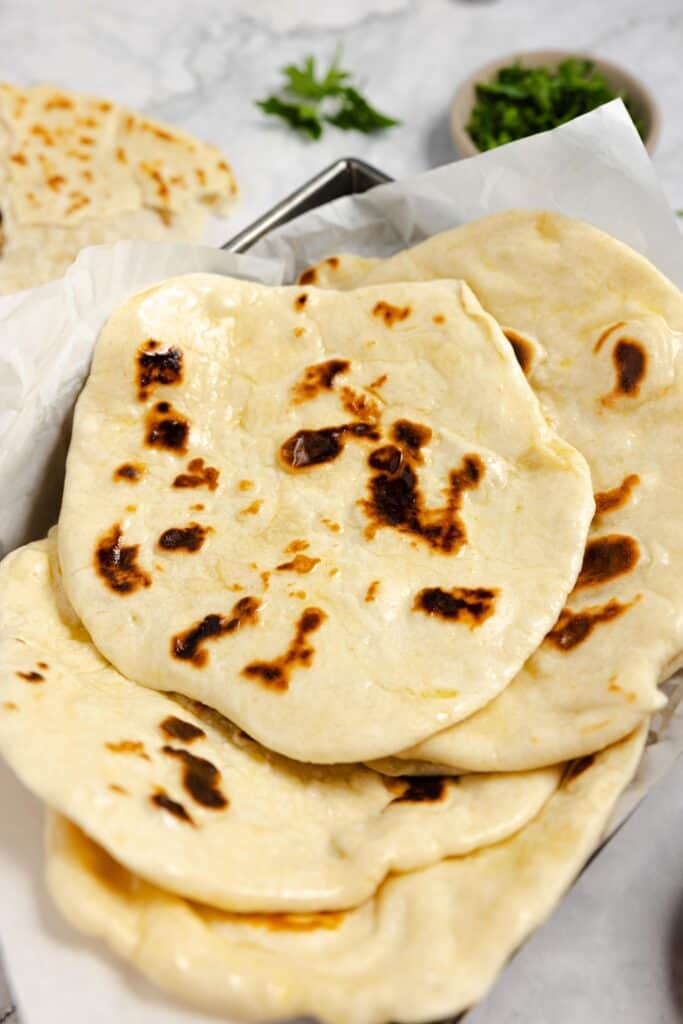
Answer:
[1,0,683,1022]
[1,0,681,236]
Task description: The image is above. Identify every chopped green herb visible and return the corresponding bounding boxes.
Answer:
[257,50,399,140]
[281,55,350,101]
[467,58,645,151]
[257,97,323,140]
[325,86,399,133]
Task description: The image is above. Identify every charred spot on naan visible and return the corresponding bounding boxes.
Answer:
[391,420,432,462]
[546,596,639,652]
[297,256,340,286]
[291,359,350,404]
[294,293,308,311]
[414,586,497,628]
[363,422,484,554]
[600,339,648,405]
[95,524,151,594]
[365,580,380,603]
[594,474,640,520]
[241,608,327,691]
[387,776,449,803]
[372,301,411,326]
[365,374,388,402]
[105,740,149,760]
[158,524,210,553]
[151,789,194,824]
[239,500,263,517]
[276,554,320,574]
[160,716,206,743]
[593,322,627,354]
[613,340,647,396]
[172,597,260,668]
[503,329,534,376]
[573,535,639,591]
[145,401,189,454]
[284,539,309,553]
[280,422,380,470]
[172,457,219,491]
[113,462,144,483]
[136,340,183,401]
[161,746,228,809]
[15,669,44,683]
[338,385,381,424]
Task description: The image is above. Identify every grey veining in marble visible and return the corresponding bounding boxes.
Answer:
[0,1,682,1021]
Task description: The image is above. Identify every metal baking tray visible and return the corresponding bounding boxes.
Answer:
[222,157,393,254]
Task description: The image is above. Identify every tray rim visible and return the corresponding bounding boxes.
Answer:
[221,156,393,254]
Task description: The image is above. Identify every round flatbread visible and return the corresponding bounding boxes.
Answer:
[0,82,237,293]
[45,727,645,1024]
[314,211,678,771]
[0,536,560,912]
[57,272,593,763]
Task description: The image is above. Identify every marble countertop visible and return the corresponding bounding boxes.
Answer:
[2,0,681,234]
[1,0,683,1021]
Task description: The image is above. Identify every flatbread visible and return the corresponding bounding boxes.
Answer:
[313,211,679,771]
[45,726,646,1024]
[0,83,237,293]
[0,536,559,912]
[57,272,593,763]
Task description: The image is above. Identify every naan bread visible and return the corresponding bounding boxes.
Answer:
[0,83,237,293]
[0,536,559,912]
[45,727,646,1024]
[313,211,680,771]
[299,253,380,289]
[58,273,593,763]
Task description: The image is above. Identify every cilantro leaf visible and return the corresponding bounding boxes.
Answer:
[326,86,400,133]
[256,96,322,140]
[257,50,399,140]
[282,50,349,100]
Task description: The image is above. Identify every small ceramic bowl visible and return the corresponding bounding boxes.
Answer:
[450,49,660,157]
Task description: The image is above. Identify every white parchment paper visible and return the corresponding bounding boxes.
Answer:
[249,100,683,288]
[1,99,683,1024]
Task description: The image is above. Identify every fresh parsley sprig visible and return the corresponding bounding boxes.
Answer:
[257,50,400,140]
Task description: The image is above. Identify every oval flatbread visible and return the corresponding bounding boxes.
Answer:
[45,727,645,1024]
[57,272,593,762]
[313,211,679,771]
[0,536,560,912]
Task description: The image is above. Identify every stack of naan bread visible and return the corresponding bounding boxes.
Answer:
[1,209,681,1023]
[0,82,238,293]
